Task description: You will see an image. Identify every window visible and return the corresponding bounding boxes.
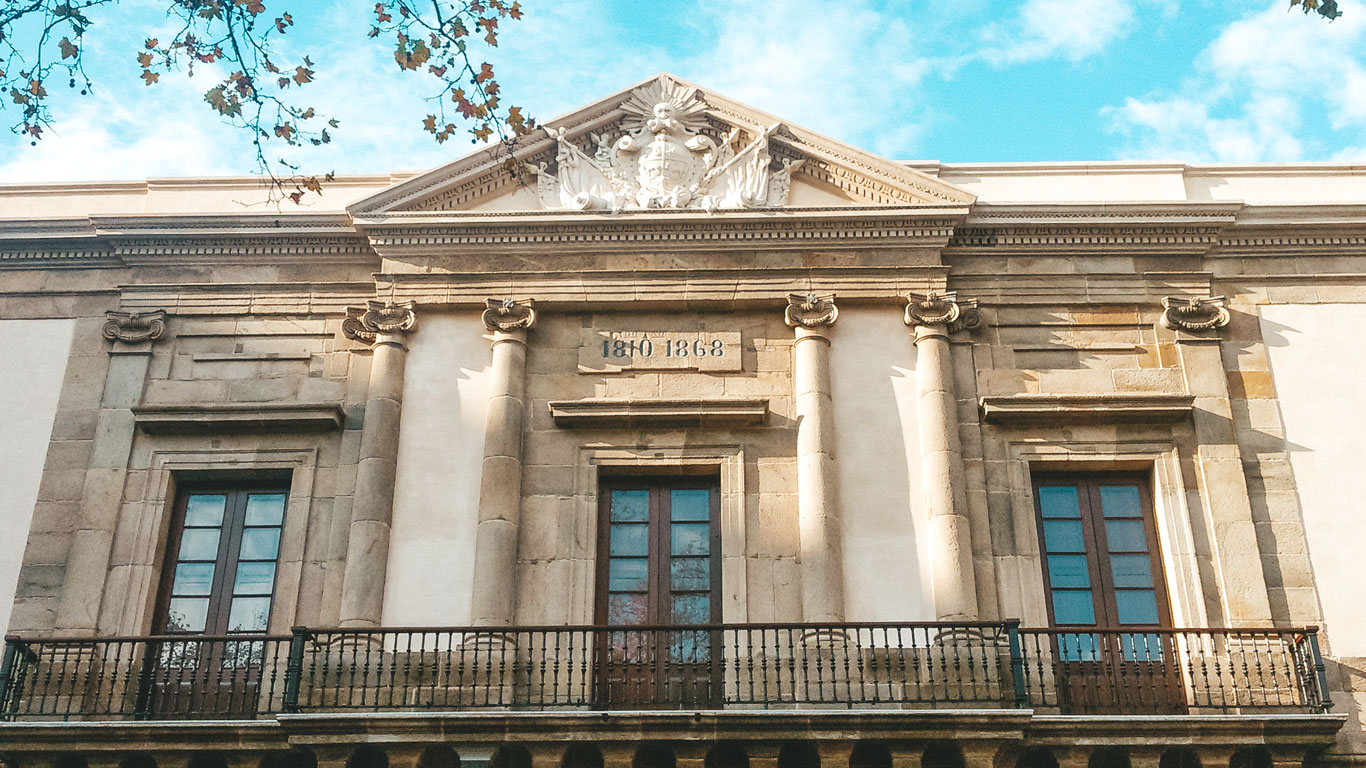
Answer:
[1032,472,1171,629]
[156,485,288,634]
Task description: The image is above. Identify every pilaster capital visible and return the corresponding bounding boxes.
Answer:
[342,299,418,343]
[102,309,167,344]
[1160,295,1230,332]
[482,297,537,332]
[784,292,839,329]
[904,291,980,332]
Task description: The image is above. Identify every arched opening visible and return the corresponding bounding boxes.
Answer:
[54,754,89,768]
[418,747,461,768]
[492,745,533,768]
[923,743,965,768]
[120,755,158,768]
[1160,749,1201,768]
[1017,749,1059,768]
[260,748,318,768]
[563,745,604,768]
[1090,749,1130,768]
[1230,749,1272,768]
[850,744,891,768]
[634,744,676,768]
[188,754,229,768]
[706,744,749,768]
[778,742,820,768]
[347,746,389,768]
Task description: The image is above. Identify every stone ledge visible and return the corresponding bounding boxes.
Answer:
[132,403,346,434]
[548,398,768,428]
[980,394,1196,425]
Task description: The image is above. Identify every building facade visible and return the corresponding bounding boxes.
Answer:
[1,75,1364,768]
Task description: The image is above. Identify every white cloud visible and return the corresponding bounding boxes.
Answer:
[982,0,1135,63]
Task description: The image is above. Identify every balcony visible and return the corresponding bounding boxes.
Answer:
[0,622,1331,721]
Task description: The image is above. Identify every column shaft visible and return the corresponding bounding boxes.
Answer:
[793,326,845,623]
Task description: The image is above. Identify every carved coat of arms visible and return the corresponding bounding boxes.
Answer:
[526,77,804,211]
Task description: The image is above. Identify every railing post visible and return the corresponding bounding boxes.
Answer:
[1006,620,1028,708]
[0,636,20,719]
[1305,627,1333,712]
[283,626,308,713]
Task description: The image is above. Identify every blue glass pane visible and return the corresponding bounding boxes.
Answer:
[608,558,649,592]
[1038,486,1080,518]
[1043,520,1085,553]
[671,490,710,521]
[227,596,271,632]
[1051,589,1096,625]
[1057,632,1101,662]
[184,495,226,526]
[610,490,649,522]
[179,528,221,560]
[1100,486,1142,518]
[1116,590,1160,625]
[233,561,277,596]
[671,593,710,624]
[166,597,209,632]
[669,629,711,661]
[1111,554,1155,588]
[172,562,215,597]
[245,494,286,526]
[610,524,649,556]
[607,593,648,625]
[671,557,710,591]
[1105,519,1148,552]
[1047,555,1090,588]
[671,523,710,555]
[239,528,281,560]
[1120,633,1165,661]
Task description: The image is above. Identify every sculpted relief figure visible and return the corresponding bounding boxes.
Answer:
[527,77,804,212]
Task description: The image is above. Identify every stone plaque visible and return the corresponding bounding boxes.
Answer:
[579,330,742,372]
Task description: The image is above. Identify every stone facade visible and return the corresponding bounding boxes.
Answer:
[1,75,1365,768]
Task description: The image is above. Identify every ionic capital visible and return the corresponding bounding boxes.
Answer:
[1160,295,1230,332]
[904,291,980,333]
[342,300,417,343]
[482,297,537,332]
[784,292,839,329]
[102,309,167,344]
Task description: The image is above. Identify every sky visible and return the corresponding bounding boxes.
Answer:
[0,0,1364,184]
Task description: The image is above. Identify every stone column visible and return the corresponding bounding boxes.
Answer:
[1163,296,1274,626]
[337,300,417,629]
[784,292,846,624]
[469,298,537,627]
[905,292,980,622]
[54,310,166,634]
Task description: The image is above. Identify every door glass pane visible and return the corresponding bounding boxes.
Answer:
[1100,486,1142,518]
[244,494,287,525]
[1038,486,1080,518]
[608,558,649,591]
[239,528,281,560]
[1050,589,1096,625]
[184,495,226,526]
[1047,555,1090,588]
[233,561,277,596]
[671,558,710,591]
[1115,590,1160,625]
[610,490,649,522]
[166,597,210,632]
[610,524,649,556]
[226,596,271,632]
[671,523,710,555]
[670,489,710,521]
[178,528,221,560]
[607,593,648,625]
[671,593,710,624]
[172,562,216,596]
[1104,519,1148,552]
[1043,520,1085,552]
[1111,554,1155,588]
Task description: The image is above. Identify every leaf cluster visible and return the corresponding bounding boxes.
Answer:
[1289,0,1342,20]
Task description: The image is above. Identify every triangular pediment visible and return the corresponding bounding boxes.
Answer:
[348,74,974,216]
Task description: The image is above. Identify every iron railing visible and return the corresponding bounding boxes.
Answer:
[0,623,1330,720]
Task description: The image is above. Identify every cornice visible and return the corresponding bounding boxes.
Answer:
[948,202,1242,255]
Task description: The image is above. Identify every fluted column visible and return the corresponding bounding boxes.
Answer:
[469,298,537,627]
[338,300,417,628]
[785,292,846,623]
[905,292,980,622]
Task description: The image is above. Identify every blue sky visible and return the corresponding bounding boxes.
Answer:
[1,0,1364,183]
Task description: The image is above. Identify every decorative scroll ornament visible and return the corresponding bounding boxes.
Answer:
[481,298,537,332]
[904,291,981,333]
[784,292,839,329]
[342,300,417,343]
[102,309,167,344]
[1161,296,1230,332]
[525,76,804,212]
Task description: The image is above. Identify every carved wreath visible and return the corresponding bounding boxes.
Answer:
[784,292,839,329]
[102,310,167,344]
[904,292,981,332]
[1160,296,1230,332]
[481,297,537,332]
[342,300,418,343]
